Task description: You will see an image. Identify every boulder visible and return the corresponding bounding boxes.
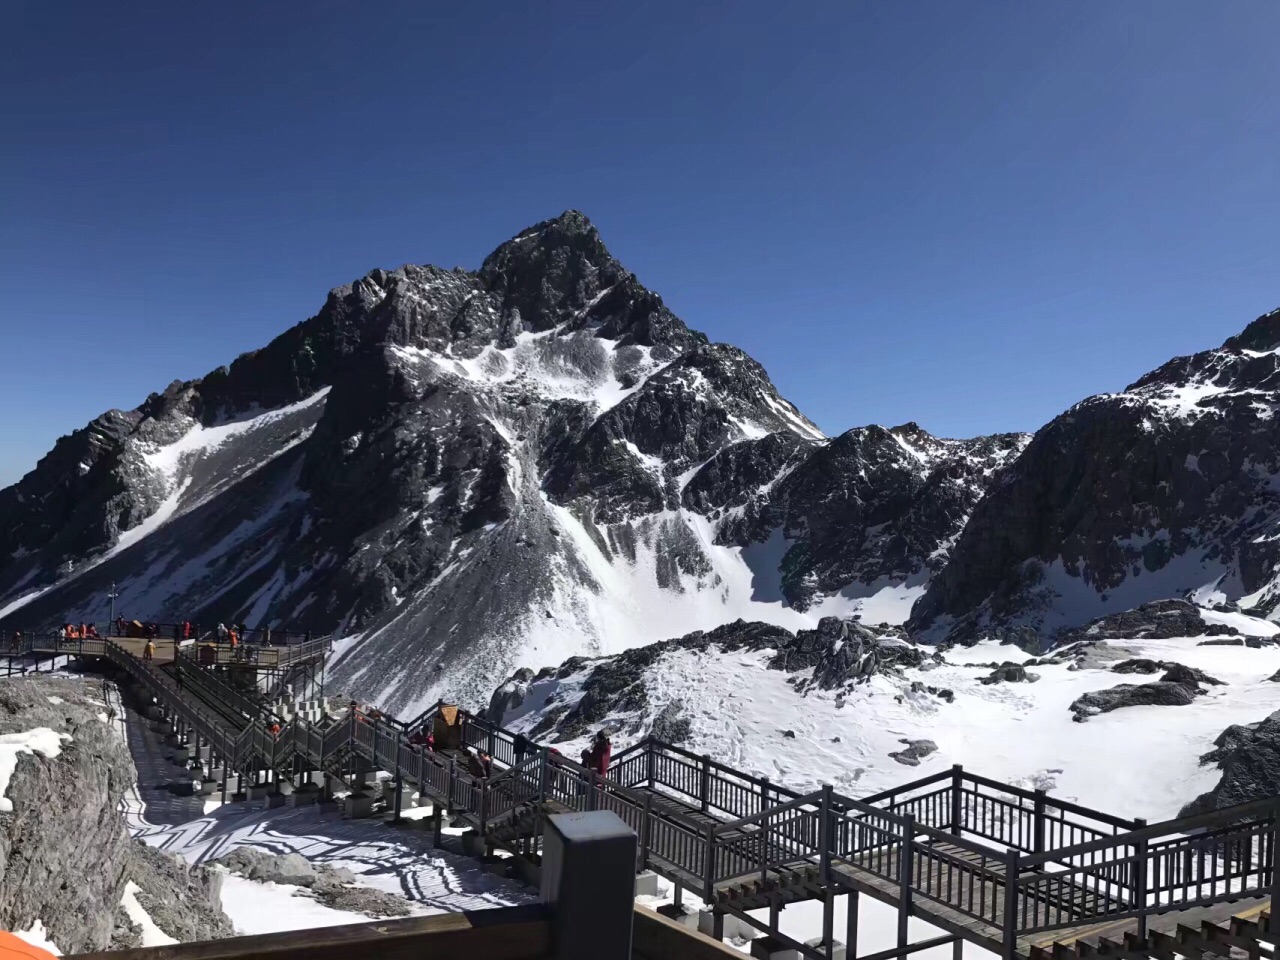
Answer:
[980,662,1040,685]
[889,739,937,766]
[1069,680,1201,722]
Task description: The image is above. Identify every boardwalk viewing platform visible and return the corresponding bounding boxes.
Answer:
[1,629,1274,960]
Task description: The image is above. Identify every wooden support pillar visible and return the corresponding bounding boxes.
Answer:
[847,889,860,959]
[432,805,443,847]
[898,813,914,949]
[711,911,724,942]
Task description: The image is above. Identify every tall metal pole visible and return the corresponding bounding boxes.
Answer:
[108,583,119,625]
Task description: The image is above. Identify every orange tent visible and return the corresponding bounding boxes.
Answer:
[0,931,59,959]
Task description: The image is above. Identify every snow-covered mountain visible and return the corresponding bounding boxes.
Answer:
[0,212,1016,711]
[910,307,1280,644]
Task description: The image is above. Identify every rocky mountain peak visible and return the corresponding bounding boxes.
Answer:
[1222,306,1280,355]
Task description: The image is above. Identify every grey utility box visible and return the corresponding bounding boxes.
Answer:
[540,811,637,960]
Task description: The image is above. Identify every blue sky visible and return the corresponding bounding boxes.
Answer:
[3,1,1278,487]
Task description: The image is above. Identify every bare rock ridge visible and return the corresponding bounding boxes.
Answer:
[0,676,230,952]
[0,211,1277,706]
[909,308,1280,643]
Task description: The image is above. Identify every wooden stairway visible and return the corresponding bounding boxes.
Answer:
[1028,903,1272,960]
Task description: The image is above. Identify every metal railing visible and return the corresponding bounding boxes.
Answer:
[31,634,1277,958]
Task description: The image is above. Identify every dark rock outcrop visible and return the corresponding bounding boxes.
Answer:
[1068,665,1216,722]
[1181,710,1280,815]
[980,662,1040,685]
[214,848,410,919]
[890,739,938,766]
[0,677,229,952]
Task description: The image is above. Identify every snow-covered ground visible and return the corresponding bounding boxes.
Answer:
[506,631,1280,822]
[503,624,1280,955]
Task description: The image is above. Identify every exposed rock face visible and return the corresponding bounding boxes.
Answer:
[1068,665,1217,722]
[1182,710,1280,816]
[773,617,932,694]
[649,701,692,745]
[0,211,1026,711]
[213,848,410,918]
[129,844,234,943]
[1050,601,1238,647]
[911,311,1280,643]
[0,677,229,952]
[691,425,1028,611]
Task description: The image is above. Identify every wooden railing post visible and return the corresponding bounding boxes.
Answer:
[1033,788,1046,856]
[700,755,711,813]
[1270,803,1280,912]
[446,758,456,813]
[703,821,716,903]
[950,764,963,836]
[1132,818,1148,940]
[761,775,770,817]
[819,785,833,885]
[898,813,914,948]
[645,739,656,789]
[539,749,550,804]
[639,791,654,871]
[1002,846,1020,960]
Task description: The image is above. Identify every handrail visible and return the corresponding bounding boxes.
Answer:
[960,768,1139,830]
[1016,794,1280,869]
[712,789,827,834]
[24,628,1280,950]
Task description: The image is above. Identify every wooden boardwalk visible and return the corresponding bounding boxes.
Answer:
[4,631,1276,960]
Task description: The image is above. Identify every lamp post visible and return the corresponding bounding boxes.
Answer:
[108,583,120,625]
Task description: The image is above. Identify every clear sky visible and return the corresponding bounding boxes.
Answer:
[3,1,1278,487]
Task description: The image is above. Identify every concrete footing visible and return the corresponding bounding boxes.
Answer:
[750,937,843,959]
[343,792,376,819]
[634,870,663,898]
[700,911,758,942]
[247,784,271,800]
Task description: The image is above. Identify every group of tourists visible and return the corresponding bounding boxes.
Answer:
[61,622,101,639]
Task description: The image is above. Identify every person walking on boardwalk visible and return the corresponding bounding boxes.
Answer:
[143,639,155,662]
[586,730,611,778]
[173,662,184,691]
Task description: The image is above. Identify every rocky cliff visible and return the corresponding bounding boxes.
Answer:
[910,308,1280,644]
[0,676,230,952]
